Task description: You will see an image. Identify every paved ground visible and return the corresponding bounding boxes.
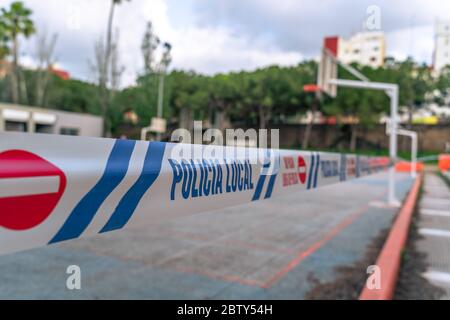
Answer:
[0,171,413,299]
[416,172,450,298]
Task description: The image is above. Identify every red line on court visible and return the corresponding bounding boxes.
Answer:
[261,191,387,288]
[169,190,389,289]
[170,230,291,254]
[172,265,265,287]
[165,185,402,289]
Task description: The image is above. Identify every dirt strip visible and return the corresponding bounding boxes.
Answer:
[305,227,390,300]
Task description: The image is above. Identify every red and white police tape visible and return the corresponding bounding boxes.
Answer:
[0,132,390,256]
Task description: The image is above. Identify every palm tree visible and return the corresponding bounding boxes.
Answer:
[0,18,10,60]
[1,1,35,104]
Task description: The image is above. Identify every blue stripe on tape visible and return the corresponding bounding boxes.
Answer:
[100,142,166,232]
[264,174,277,199]
[50,139,136,244]
[313,153,320,188]
[307,152,315,190]
[252,174,266,201]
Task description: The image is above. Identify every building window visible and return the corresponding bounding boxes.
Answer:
[60,127,79,136]
[35,124,54,134]
[5,121,27,132]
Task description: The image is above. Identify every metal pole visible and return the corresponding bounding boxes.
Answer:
[329,78,400,206]
[389,87,398,161]
[396,128,418,179]
[388,86,399,206]
[412,133,417,178]
[328,79,396,91]
[326,48,370,82]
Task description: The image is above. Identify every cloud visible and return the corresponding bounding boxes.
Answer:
[192,0,449,59]
[386,25,434,63]
[6,0,304,87]
[168,25,303,74]
[2,0,448,88]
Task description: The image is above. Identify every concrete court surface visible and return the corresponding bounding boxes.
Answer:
[0,171,414,299]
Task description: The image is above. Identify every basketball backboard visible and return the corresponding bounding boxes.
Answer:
[317,47,338,98]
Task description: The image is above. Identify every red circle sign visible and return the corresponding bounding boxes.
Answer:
[0,150,66,230]
[297,155,307,184]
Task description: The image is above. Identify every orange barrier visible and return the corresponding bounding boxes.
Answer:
[395,161,424,172]
[439,154,450,173]
[359,174,422,300]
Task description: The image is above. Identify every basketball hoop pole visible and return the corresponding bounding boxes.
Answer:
[386,124,418,179]
[327,78,401,206]
[317,40,407,206]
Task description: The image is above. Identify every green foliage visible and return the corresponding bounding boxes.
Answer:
[44,76,101,115]
[163,70,209,124]
[0,18,10,58]
[113,75,158,127]
[435,66,450,105]
[0,1,35,39]
[322,58,438,128]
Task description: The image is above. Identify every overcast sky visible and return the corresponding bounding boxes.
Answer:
[4,0,450,87]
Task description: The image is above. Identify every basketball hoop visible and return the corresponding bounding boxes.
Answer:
[303,84,321,92]
[317,36,404,206]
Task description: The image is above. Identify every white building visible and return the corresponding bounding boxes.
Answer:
[433,20,450,74]
[0,102,103,137]
[325,31,385,68]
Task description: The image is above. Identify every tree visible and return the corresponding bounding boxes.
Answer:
[206,73,240,131]
[110,30,124,93]
[0,1,35,104]
[141,21,159,75]
[156,42,172,120]
[237,64,311,130]
[45,76,101,115]
[167,70,208,132]
[138,20,161,135]
[97,0,130,137]
[301,92,319,150]
[0,17,10,59]
[435,66,450,105]
[34,28,58,106]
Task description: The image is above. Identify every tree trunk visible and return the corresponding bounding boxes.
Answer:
[36,69,51,107]
[258,105,266,129]
[350,124,358,152]
[214,110,226,132]
[178,106,192,143]
[11,33,19,104]
[302,98,318,149]
[19,69,29,105]
[100,1,116,137]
